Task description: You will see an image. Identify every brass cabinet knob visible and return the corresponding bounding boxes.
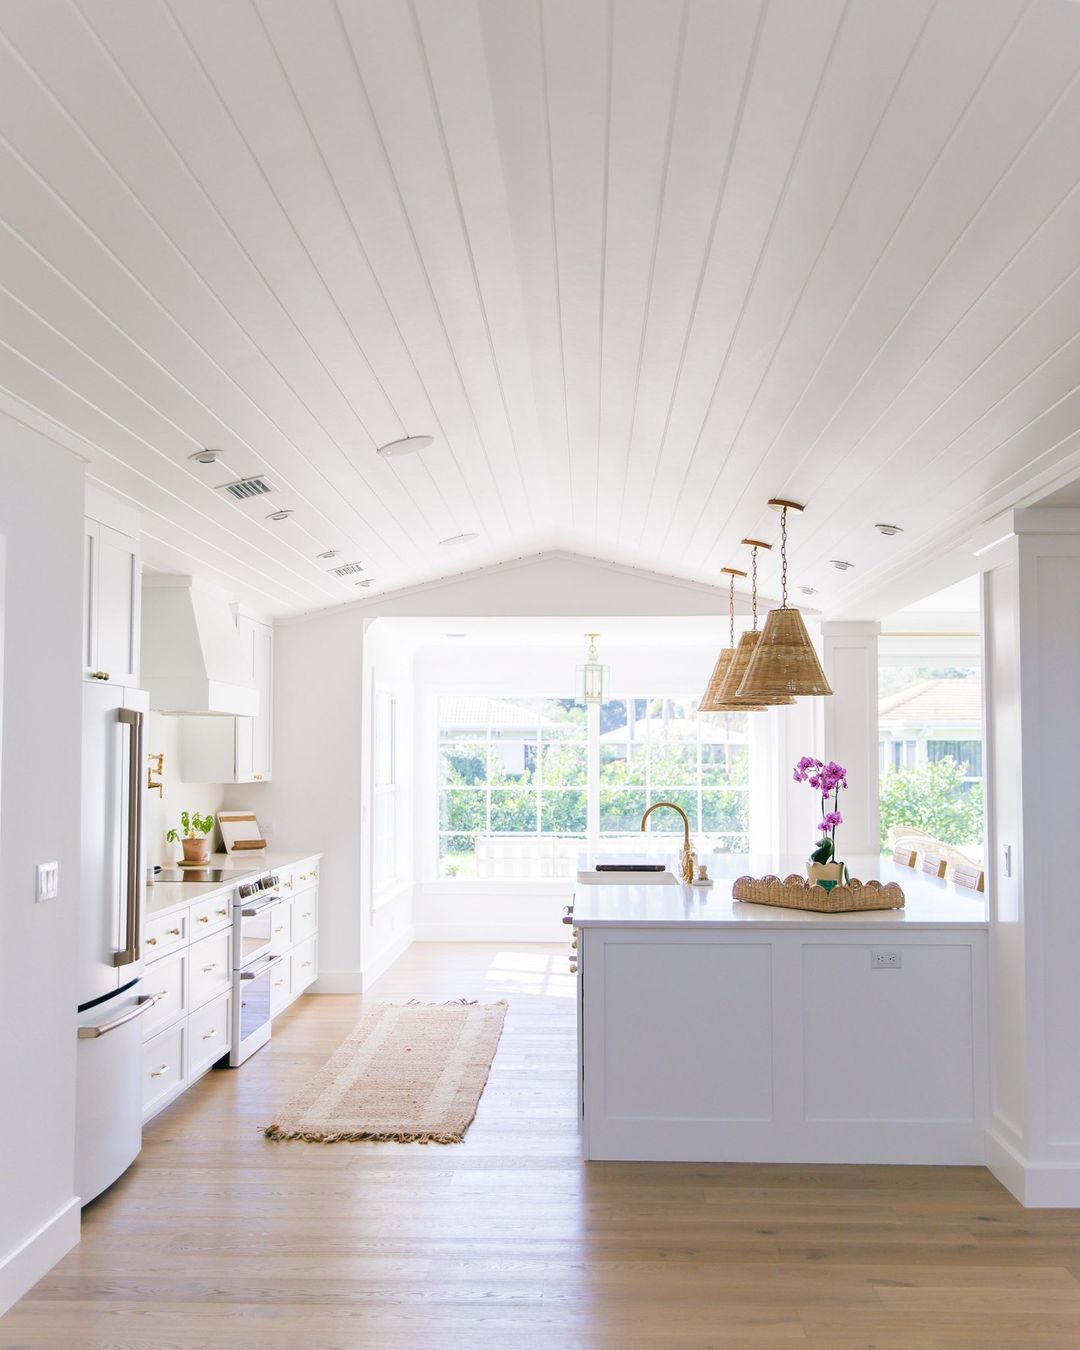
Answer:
[90,670,110,680]
[168,927,181,936]
[197,915,209,923]
[147,937,157,946]
[253,773,263,781]
[569,963,578,974]
[217,908,228,917]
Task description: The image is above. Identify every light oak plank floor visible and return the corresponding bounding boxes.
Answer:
[4,942,1080,1349]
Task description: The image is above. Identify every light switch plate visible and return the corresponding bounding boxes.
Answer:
[36,861,59,903]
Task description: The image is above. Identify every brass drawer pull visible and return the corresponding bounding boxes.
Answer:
[202,963,216,973]
[201,1029,216,1040]
[150,1064,169,1078]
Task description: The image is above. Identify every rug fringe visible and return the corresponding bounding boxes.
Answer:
[264,1124,467,1144]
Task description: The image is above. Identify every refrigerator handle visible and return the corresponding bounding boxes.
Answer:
[114,707,143,967]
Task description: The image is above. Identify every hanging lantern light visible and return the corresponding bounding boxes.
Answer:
[738,499,833,699]
[575,632,609,705]
[713,540,795,708]
[699,568,769,712]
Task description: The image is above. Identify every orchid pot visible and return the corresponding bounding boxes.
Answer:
[793,756,849,891]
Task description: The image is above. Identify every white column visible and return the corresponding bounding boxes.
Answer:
[979,507,1080,1205]
[820,621,880,857]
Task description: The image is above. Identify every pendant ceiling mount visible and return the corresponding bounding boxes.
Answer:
[738,500,833,700]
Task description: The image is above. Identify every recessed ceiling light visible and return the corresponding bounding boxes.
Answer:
[317,549,341,559]
[190,448,223,465]
[830,559,854,571]
[800,586,818,595]
[446,632,467,638]
[439,532,479,546]
[355,578,376,588]
[875,523,904,537]
[266,508,293,522]
[377,435,434,458]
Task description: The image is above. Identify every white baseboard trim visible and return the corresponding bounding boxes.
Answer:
[360,928,414,990]
[0,1196,80,1316]
[414,923,566,944]
[310,969,363,995]
[986,1127,1080,1207]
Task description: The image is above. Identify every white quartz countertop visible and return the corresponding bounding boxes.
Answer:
[572,853,987,929]
[145,850,322,920]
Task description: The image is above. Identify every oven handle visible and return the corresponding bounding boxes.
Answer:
[239,954,285,981]
[239,892,282,917]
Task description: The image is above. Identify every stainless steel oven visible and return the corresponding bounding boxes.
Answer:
[230,873,285,1066]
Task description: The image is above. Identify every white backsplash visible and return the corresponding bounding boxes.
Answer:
[143,712,228,867]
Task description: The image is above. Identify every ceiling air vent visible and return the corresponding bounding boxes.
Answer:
[328,561,365,578]
[219,476,274,501]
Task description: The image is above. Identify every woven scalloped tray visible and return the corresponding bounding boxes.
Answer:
[732,873,905,913]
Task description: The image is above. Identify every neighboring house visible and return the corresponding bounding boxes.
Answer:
[878,678,983,784]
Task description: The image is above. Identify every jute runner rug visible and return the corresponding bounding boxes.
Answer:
[264,999,508,1144]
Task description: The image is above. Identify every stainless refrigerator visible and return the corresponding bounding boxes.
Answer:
[75,681,156,1203]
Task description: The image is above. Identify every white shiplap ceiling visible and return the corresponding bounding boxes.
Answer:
[3,0,1080,616]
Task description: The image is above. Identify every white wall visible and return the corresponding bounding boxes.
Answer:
[0,429,85,1311]
[979,508,1080,1205]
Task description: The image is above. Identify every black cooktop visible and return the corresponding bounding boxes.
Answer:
[154,868,248,884]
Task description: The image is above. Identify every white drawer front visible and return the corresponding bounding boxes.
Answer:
[270,955,292,1015]
[270,896,293,952]
[188,890,233,937]
[292,889,317,945]
[189,929,232,1010]
[144,909,186,959]
[292,935,318,997]
[189,991,231,1078]
[142,1022,185,1117]
[142,949,187,1039]
[293,861,319,895]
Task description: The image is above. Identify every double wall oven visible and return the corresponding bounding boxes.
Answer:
[231,872,286,1065]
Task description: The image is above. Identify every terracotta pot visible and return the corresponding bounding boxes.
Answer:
[181,835,210,865]
[807,860,844,889]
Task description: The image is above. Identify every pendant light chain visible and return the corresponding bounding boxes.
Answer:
[751,546,759,631]
[780,505,789,609]
[728,572,736,647]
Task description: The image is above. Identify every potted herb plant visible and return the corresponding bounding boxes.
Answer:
[793,757,848,890]
[166,810,216,865]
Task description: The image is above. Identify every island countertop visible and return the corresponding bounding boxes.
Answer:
[572,853,986,929]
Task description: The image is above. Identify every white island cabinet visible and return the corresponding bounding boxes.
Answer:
[574,856,989,1166]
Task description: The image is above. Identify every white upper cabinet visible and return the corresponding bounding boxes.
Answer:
[181,613,273,784]
[84,509,140,688]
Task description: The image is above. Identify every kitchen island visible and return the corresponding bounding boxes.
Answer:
[573,854,988,1165]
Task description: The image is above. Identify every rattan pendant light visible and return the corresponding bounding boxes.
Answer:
[713,540,795,708]
[737,499,833,700]
[699,568,769,713]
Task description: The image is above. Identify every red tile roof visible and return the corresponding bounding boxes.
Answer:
[878,677,981,724]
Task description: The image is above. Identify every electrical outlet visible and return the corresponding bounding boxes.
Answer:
[871,949,901,969]
[36,861,59,903]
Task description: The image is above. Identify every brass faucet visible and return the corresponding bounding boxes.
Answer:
[640,801,696,884]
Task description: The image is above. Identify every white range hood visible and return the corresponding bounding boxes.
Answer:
[140,574,258,716]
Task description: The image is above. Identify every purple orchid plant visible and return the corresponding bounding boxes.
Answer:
[793,756,848,873]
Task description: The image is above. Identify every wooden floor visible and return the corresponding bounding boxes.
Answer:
[5,943,1080,1348]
